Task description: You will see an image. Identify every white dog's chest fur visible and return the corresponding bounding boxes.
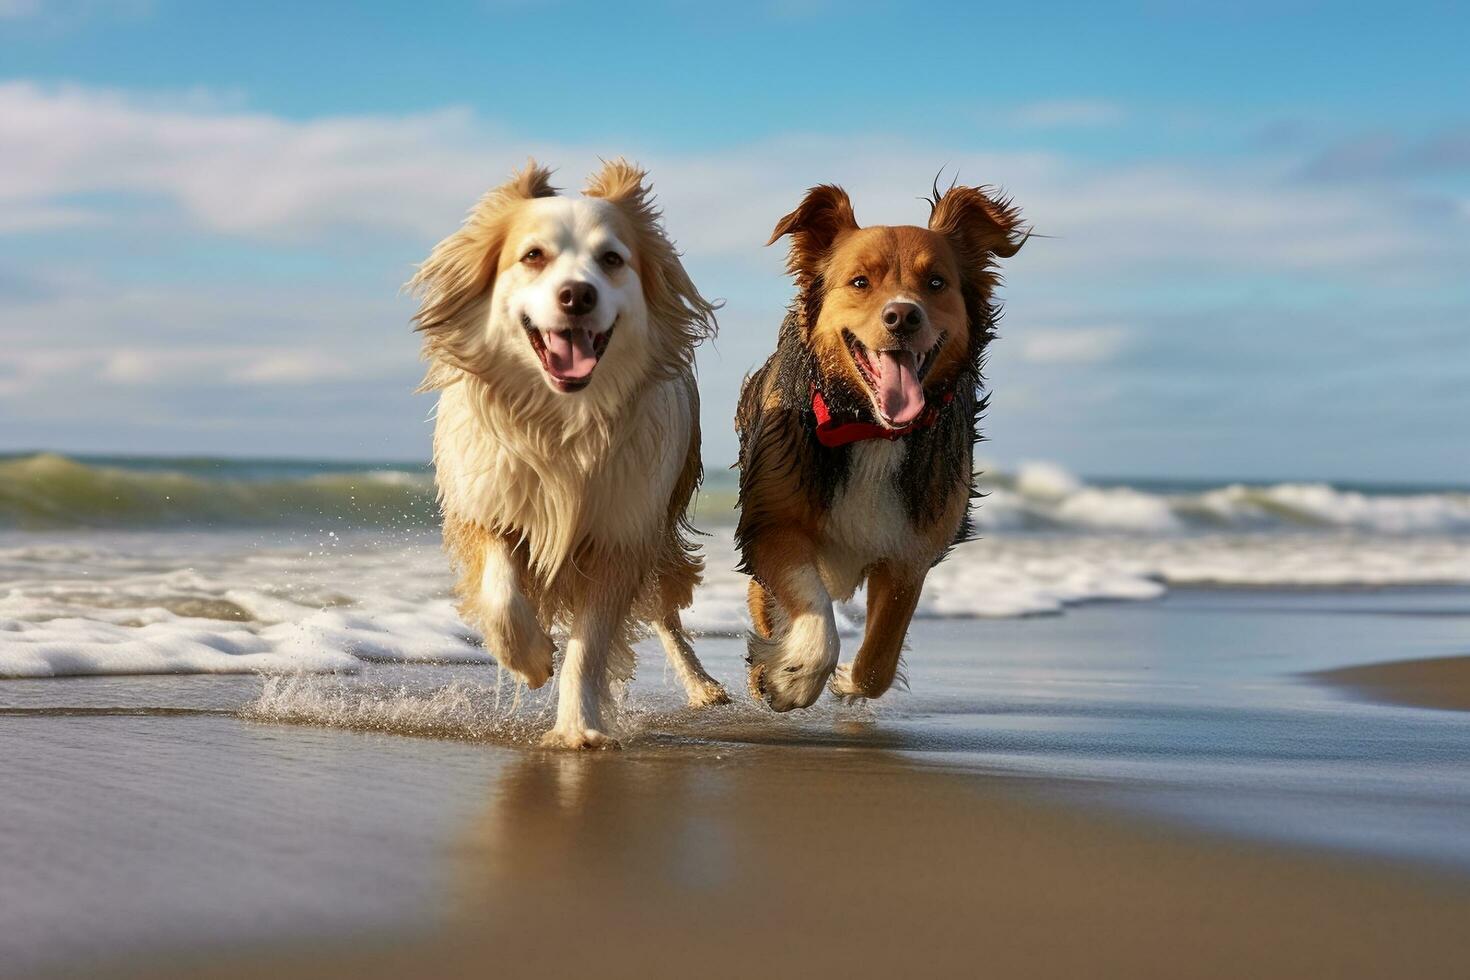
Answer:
[816,440,923,600]
[434,377,689,576]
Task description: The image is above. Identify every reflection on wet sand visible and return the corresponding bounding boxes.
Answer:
[22,591,1470,979]
[124,741,1470,979]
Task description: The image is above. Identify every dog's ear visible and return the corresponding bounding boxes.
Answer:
[927,183,1027,262]
[585,158,717,361]
[767,185,859,287]
[583,157,649,210]
[410,159,557,335]
[408,160,557,386]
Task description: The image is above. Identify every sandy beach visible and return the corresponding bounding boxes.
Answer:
[7,580,1470,978]
[1314,654,1470,713]
[100,750,1470,980]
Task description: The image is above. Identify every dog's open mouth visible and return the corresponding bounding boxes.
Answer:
[522,315,615,393]
[845,330,944,428]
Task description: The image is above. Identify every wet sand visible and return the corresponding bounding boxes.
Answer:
[8,589,1470,978]
[94,747,1470,980]
[1312,654,1470,712]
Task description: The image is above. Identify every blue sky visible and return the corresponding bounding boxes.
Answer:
[2,0,1467,482]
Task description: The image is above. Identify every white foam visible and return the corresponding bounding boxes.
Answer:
[0,617,359,678]
[0,531,482,679]
[1014,460,1083,500]
[242,675,547,742]
[1193,482,1470,533]
[1,504,1468,678]
[972,463,1470,535]
[269,605,489,665]
[680,527,1469,625]
[1051,487,1183,533]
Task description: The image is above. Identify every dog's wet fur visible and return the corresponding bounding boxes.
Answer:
[410,160,727,749]
[736,181,1026,710]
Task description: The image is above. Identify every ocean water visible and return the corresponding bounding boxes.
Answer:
[1,451,1468,678]
[4,453,1470,972]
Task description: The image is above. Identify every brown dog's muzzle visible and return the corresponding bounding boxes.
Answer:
[881,301,925,336]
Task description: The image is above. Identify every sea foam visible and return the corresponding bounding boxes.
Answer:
[2,521,1467,679]
[1,458,1467,678]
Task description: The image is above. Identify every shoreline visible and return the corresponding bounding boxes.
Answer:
[1310,654,1470,713]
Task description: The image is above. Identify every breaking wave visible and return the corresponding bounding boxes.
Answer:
[975,462,1470,535]
[2,525,1467,679]
[3,453,1466,535]
[0,453,437,529]
[0,454,1466,679]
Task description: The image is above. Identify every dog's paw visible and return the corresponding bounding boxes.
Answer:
[484,598,555,689]
[829,662,866,703]
[503,630,555,690]
[748,655,831,712]
[752,662,832,712]
[686,678,732,709]
[539,727,621,751]
[746,612,838,712]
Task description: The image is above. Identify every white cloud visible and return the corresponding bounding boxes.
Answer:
[3,80,1468,472]
[102,348,377,386]
[0,348,79,397]
[0,344,397,398]
[0,82,519,241]
[0,0,149,27]
[232,353,366,385]
[0,271,415,406]
[1007,99,1126,128]
[0,202,97,233]
[3,80,1466,288]
[1016,326,1131,365]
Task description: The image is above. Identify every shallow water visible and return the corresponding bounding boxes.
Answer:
[4,587,1469,973]
[4,524,1469,679]
[4,455,1468,679]
[4,458,1470,971]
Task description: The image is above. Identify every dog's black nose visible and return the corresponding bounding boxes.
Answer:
[881,301,924,334]
[557,281,599,317]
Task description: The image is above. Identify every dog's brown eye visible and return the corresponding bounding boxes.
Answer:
[521,248,544,264]
[850,276,869,289]
[601,251,624,270]
[927,274,945,291]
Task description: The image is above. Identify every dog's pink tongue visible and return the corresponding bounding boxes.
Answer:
[542,329,598,379]
[875,349,924,426]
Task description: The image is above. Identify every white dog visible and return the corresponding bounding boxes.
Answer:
[410,160,727,749]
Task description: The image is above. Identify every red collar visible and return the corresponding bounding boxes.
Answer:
[811,387,953,448]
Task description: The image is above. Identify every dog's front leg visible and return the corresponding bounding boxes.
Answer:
[831,563,923,701]
[746,541,840,712]
[472,535,555,689]
[541,574,636,750]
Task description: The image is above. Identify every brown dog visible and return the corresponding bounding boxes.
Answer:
[735,181,1025,710]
